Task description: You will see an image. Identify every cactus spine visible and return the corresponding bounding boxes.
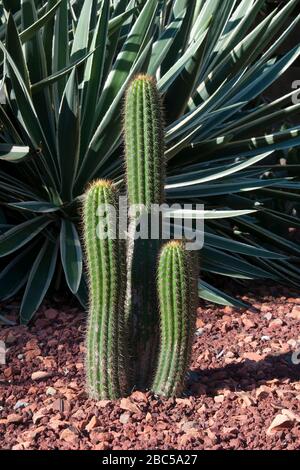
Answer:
[124,75,165,387]
[84,180,127,400]
[152,241,198,397]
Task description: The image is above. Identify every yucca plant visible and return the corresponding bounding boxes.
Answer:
[0,0,300,324]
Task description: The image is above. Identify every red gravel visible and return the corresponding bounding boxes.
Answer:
[1,283,300,450]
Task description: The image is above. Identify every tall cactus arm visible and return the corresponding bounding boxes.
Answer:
[83,180,127,400]
[123,75,165,388]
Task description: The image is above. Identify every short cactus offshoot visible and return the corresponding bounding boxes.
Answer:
[152,241,198,397]
[84,180,127,400]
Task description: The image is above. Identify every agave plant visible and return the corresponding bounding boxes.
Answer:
[0,0,300,324]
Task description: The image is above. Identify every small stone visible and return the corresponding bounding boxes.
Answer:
[119,412,130,424]
[32,408,48,424]
[195,328,204,336]
[267,414,294,435]
[17,354,24,360]
[261,335,270,341]
[96,400,111,408]
[85,416,99,432]
[214,394,224,403]
[25,349,42,362]
[22,426,46,441]
[269,318,283,329]
[7,413,23,424]
[44,308,58,320]
[256,385,271,399]
[25,339,39,350]
[60,428,78,443]
[120,398,140,414]
[46,387,56,396]
[5,332,16,344]
[14,401,29,410]
[196,318,205,328]
[4,367,12,378]
[131,391,147,402]
[263,312,272,321]
[288,306,300,320]
[243,352,262,362]
[31,371,52,381]
[223,306,234,314]
[181,420,198,432]
[242,318,255,330]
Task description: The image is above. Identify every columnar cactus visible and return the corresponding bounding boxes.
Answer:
[124,75,165,387]
[152,241,198,397]
[83,180,127,400]
[84,76,199,399]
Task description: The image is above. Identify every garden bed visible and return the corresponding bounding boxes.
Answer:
[1,284,300,450]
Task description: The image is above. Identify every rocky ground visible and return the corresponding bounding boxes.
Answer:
[1,283,300,450]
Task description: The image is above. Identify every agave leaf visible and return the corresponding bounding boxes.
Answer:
[194,126,300,159]
[52,0,68,109]
[203,245,275,279]
[20,0,62,43]
[148,9,185,76]
[21,0,56,156]
[166,178,287,198]
[166,151,274,188]
[0,144,30,162]
[6,13,30,91]
[20,238,59,324]
[42,0,57,75]
[31,47,96,94]
[0,42,59,188]
[75,272,88,308]
[6,201,59,213]
[94,0,158,127]
[161,0,196,74]
[0,243,39,300]
[80,0,110,155]
[60,219,82,294]
[234,217,300,256]
[198,280,248,308]
[108,7,137,37]
[57,69,80,201]
[76,40,153,188]
[0,215,51,257]
[70,0,94,63]
[158,28,208,94]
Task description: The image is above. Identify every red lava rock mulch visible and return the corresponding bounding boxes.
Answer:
[1,283,300,450]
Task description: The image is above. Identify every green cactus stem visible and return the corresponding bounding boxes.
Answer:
[84,180,127,400]
[152,241,198,397]
[124,75,165,388]
[124,74,165,208]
